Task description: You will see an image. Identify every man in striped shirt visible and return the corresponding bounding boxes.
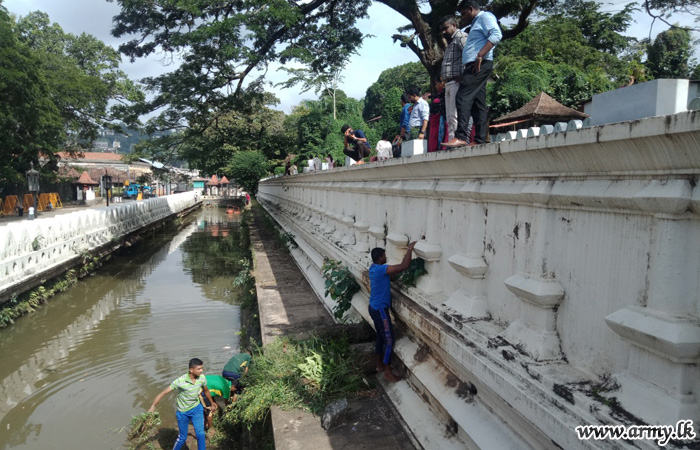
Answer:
[149,358,217,450]
[440,15,468,143]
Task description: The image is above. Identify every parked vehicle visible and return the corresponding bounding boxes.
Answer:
[122,184,154,200]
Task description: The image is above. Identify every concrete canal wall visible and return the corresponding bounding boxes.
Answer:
[257,111,700,449]
[0,192,200,304]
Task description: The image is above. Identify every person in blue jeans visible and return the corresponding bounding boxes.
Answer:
[369,241,416,382]
[149,358,217,450]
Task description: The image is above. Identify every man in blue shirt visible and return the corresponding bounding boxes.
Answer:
[444,0,502,147]
[369,241,416,382]
[394,93,411,143]
[406,86,430,141]
[341,124,371,162]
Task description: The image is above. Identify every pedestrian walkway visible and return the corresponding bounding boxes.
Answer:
[0,200,108,226]
[250,203,417,450]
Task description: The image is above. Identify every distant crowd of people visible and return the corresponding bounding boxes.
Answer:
[283,0,501,173]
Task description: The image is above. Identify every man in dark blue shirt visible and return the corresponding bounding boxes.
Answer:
[369,241,416,382]
[341,124,371,162]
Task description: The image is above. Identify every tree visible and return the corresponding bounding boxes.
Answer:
[109,0,563,161]
[642,0,700,32]
[646,27,695,79]
[363,62,429,121]
[225,150,270,196]
[279,66,346,120]
[487,1,653,119]
[0,6,63,182]
[109,0,699,171]
[487,59,614,119]
[15,12,143,150]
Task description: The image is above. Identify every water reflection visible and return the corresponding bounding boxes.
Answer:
[0,209,245,450]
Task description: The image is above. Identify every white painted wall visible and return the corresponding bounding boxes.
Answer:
[0,192,197,300]
[589,78,689,125]
[258,111,700,449]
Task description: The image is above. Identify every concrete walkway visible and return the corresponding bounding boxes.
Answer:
[250,203,417,450]
[0,201,103,225]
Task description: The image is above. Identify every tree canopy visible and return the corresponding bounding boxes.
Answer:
[0,6,62,182]
[103,0,700,182]
[363,62,429,121]
[0,6,141,182]
[646,26,696,79]
[225,150,270,196]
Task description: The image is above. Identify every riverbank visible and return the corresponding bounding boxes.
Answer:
[248,201,417,450]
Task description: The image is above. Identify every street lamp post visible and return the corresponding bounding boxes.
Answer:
[26,162,40,220]
[103,170,113,207]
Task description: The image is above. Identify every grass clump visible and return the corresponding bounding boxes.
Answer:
[221,335,364,430]
[127,411,161,448]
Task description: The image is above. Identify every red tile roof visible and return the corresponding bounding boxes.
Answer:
[219,176,230,184]
[76,171,99,185]
[207,174,219,186]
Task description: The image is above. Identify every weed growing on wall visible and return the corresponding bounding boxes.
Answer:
[397,258,427,288]
[0,249,111,328]
[322,259,361,320]
[0,269,79,328]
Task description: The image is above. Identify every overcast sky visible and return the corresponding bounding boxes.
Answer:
[3,0,697,115]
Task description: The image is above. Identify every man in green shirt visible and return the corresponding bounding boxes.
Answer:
[200,374,238,431]
[222,351,252,381]
[149,358,216,450]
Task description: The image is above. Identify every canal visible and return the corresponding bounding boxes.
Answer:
[0,207,246,450]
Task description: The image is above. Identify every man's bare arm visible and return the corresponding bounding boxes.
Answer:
[202,385,217,410]
[386,241,417,275]
[148,386,173,412]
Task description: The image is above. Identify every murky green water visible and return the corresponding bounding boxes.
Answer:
[0,208,247,450]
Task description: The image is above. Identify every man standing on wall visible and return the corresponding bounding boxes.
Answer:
[369,241,416,382]
[439,15,468,143]
[149,358,216,450]
[444,0,502,147]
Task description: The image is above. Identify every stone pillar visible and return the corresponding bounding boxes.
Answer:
[367,192,386,250]
[501,181,565,361]
[501,274,564,361]
[444,189,490,319]
[341,214,356,246]
[606,195,700,425]
[354,189,370,255]
[386,197,408,264]
[414,198,443,294]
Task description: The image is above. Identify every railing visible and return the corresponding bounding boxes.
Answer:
[0,192,198,302]
[258,111,700,449]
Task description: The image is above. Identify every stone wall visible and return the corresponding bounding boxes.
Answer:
[0,192,198,303]
[257,111,700,449]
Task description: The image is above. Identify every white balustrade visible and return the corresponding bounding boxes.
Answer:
[256,111,700,448]
[1,192,197,299]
